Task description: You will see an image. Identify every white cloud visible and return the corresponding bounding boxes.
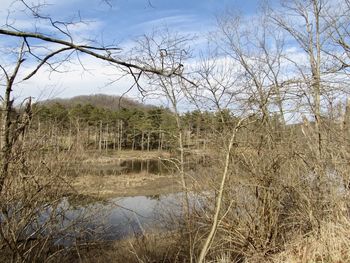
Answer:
[4,53,141,102]
[136,14,197,29]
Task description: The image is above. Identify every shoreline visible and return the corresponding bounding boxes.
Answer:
[72,173,183,198]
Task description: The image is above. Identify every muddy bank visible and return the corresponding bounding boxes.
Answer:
[81,150,172,164]
[70,150,203,198]
[73,173,182,198]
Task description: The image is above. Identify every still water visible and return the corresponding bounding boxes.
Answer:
[53,193,186,245]
[76,159,176,176]
[76,157,204,176]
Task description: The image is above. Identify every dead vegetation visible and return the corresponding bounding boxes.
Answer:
[2,0,350,262]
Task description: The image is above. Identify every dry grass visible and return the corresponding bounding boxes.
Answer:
[72,173,182,198]
[272,219,350,263]
[59,231,184,263]
[81,150,172,164]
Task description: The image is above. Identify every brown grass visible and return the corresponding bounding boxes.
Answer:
[272,219,350,263]
[72,172,182,198]
[59,231,184,263]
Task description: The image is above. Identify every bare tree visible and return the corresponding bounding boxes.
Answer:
[0,2,195,261]
[216,11,288,126]
[133,29,197,262]
[197,116,248,263]
[271,0,330,158]
[0,1,192,192]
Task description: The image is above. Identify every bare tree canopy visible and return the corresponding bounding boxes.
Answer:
[2,0,350,262]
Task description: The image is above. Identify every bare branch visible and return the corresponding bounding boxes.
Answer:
[23,47,73,80]
[0,28,180,77]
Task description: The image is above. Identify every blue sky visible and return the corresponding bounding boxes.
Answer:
[99,0,261,42]
[0,0,270,103]
[1,0,264,44]
[38,0,261,39]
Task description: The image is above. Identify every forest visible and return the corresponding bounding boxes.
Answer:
[31,95,241,152]
[1,0,350,262]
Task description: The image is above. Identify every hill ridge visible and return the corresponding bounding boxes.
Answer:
[38,94,153,111]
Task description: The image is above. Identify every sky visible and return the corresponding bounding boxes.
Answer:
[0,0,267,105]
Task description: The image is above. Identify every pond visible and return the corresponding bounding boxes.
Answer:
[2,192,198,248]
[119,159,176,175]
[81,193,183,240]
[75,159,177,176]
[118,157,208,175]
[45,192,192,245]
[74,156,208,176]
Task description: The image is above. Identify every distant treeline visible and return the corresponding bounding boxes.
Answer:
[30,97,253,152]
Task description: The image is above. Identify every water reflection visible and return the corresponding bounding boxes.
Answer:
[62,193,184,243]
[15,192,203,247]
[75,156,209,176]
[75,159,176,176]
[119,159,175,175]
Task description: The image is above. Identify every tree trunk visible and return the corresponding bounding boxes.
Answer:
[0,81,13,192]
[132,129,135,151]
[313,0,322,159]
[106,123,109,153]
[198,118,245,263]
[99,121,102,152]
[0,47,24,192]
[141,130,144,151]
[119,121,123,151]
[147,131,150,151]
